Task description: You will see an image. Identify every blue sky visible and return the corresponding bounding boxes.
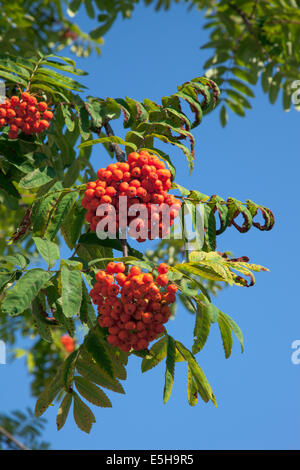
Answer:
[2,2,300,450]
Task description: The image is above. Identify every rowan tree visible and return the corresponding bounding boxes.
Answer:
[1,0,297,437]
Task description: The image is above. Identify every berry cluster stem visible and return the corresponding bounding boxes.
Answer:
[103,121,126,162]
[104,121,128,262]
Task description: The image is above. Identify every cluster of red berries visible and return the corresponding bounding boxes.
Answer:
[81,150,181,241]
[60,334,75,353]
[89,261,178,352]
[0,92,53,139]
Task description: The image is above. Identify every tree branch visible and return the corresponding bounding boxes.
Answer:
[0,425,29,450]
[103,121,126,162]
[103,121,128,265]
[229,2,270,58]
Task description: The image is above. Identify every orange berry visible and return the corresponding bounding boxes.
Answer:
[115,273,127,286]
[106,262,116,274]
[142,312,153,323]
[119,181,129,192]
[115,262,126,273]
[38,101,48,112]
[43,110,53,120]
[167,284,178,294]
[129,266,141,276]
[127,152,140,164]
[10,96,20,106]
[158,263,169,274]
[6,109,16,118]
[21,92,31,101]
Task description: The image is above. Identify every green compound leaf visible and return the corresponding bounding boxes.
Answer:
[78,136,137,151]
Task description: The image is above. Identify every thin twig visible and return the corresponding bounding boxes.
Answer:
[0,426,29,450]
[103,121,126,163]
[228,1,271,59]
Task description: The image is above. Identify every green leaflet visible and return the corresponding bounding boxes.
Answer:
[63,159,80,187]
[0,169,20,199]
[141,336,168,373]
[219,104,228,127]
[53,299,76,337]
[203,204,216,251]
[76,242,113,270]
[78,136,137,151]
[269,72,282,105]
[62,350,79,391]
[78,232,123,252]
[35,367,63,418]
[227,79,254,98]
[32,181,63,235]
[73,392,96,434]
[33,237,60,269]
[2,269,52,316]
[45,191,78,240]
[187,366,198,407]
[218,312,233,358]
[0,69,27,86]
[173,262,229,284]
[80,281,97,328]
[56,393,73,431]
[19,167,56,189]
[84,328,114,379]
[74,376,112,408]
[106,345,127,381]
[261,64,272,93]
[192,302,211,354]
[163,335,176,404]
[1,253,29,270]
[61,265,82,318]
[0,272,14,291]
[183,199,204,251]
[220,311,244,353]
[32,298,52,343]
[227,197,252,233]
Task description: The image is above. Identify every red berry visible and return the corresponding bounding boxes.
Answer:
[115,262,126,273]
[156,274,169,287]
[158,263,169,274]
[38,101,48,112]
[167,284,178,294]
[43,110,53,120]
